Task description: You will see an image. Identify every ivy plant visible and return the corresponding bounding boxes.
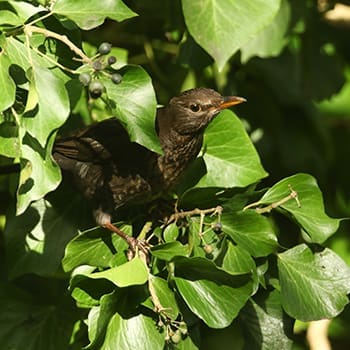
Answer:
[0,1,349,349]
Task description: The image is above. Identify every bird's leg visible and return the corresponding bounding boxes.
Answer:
[103,222,150,257]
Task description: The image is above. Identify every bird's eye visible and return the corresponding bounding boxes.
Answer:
[189,104,200,112]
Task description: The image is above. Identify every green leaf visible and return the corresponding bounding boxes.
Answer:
[278,244,350,321]
[0,53,16,112]
[174,256,253,328]
[222,210,278,257]
[197,110,267,188]
[149,275,179,320]
[24,65,70,148]
[16,133,61,215]
[0,121,20,158]
[240,290,294,350]
[150,241,189,261]
[0,10,22,27]
[101,312,164,350]
[260,173,341,243]
[62,225,131,271]
[87,257,149,287]
[52,0,137,30]
[241,0,291,63]
[182,0,281,70]
[102,65,161,153]
[8,1,46,23]
[4,197,79,278]
[0,284,79,350]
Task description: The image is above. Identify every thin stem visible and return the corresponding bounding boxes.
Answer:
[24,25,92,64]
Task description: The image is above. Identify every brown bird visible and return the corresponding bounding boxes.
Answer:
[53,88,245,252]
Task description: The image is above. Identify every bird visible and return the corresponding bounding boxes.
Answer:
[53,87,246,253]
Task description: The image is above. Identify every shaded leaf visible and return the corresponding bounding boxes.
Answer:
[260,173,341,243]
[197,110,267,188]
[52,0,137,30]
[182,0,281,70]
[278,244,350,321]
[240,290,293,350]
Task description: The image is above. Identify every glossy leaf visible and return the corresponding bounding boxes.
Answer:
[52,0,137,30]
[182,0,281,70]
[278,244,350,321]
[260,173,341,243]
[197,110,267,188]
[222,210,278,257]
[86,257,149,287]
[150,241,189,261]
[101,313,164,350]
[174,256,253,328]
[102,65,161,153]
[62,225,131,271]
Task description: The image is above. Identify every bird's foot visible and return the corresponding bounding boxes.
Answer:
[103,222,150,260]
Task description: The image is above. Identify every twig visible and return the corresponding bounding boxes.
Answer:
[24,25,92,65]
[243,185,300,214]
[307,319,332,350]
[166,206,223,225]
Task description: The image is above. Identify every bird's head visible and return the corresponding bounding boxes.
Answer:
[168,88,246,135]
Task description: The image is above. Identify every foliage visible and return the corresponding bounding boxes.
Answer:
[1,0,350,349]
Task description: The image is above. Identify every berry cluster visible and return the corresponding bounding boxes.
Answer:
[78,42,123,99]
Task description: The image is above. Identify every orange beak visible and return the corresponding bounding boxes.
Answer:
[217,96,246,110]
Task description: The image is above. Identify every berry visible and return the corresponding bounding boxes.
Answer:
[78,72,91,86]
[89,80,105,99]
[107,55,117,65]
[98,42,112,55]
[111,73,122,84]
[92,60,103,71]
[212,222,222,234]
[203,244,213,254]
[171,330,182,344]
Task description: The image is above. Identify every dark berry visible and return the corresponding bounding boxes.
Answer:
[92,60,103,71]
[98,42,112,55]
[107,55,117,65]
[89,80,104,99]
[212,222,222,234]
[111,73,122,84]
[79,72,91,86]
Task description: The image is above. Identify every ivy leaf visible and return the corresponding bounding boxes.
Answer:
[52,0,137,30]
[4,197,79,278]
[260,173,341,243]
[150,241,189,261]
[101,313,164,350]
[241,0,291,63]
[174,256,253,328]
[0,53,16,112]
[24,65,70,148]
[278,244,350,321]
[182,0,281,70]
[102,65,161,153]
[240,290,294,350]
[0,121,21,158]
[197,110,267,188]
[222,210,278,257]
[62,225,131,271]
[7,1,46,23]
[86,257,149,287]
[148,275,179,320]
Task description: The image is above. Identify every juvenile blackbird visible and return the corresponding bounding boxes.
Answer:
[53,88,245,251]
